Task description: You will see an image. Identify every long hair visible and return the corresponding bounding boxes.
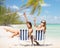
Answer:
[26,21,32,29]
[41,20,46,30]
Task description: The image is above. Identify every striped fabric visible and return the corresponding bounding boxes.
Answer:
[36,30,44,41]
[20,29,45,41]
[20,29,28,40]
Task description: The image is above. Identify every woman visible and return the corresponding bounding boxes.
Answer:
[33,18,46,45]
[34,18,46,34]
[23,12,33,45]
[23,12,40,45]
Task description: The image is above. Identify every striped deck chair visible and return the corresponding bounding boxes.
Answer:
[20,29,45,40]
[20,29,28,40]
[20,29,46,45]
[36,30,45,40]
[35,30,46,44]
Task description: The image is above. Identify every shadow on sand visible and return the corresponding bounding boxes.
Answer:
[19,44,52,47]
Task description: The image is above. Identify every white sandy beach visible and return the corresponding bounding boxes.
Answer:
[0,26,60,48]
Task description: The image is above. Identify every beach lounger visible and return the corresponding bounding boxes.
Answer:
[35,30,46,45]
[35,30,45,41]
[20,29,45,41]
[20,29,46,45]
[20,29,28,40]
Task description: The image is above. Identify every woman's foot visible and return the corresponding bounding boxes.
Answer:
[34,41,40,45]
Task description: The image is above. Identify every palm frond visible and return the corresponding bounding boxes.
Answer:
[30,2,38,14]
[39,0,44,4]
[37,4,41,16]
[20,0,44,16]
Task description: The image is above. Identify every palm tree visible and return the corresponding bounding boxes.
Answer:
[0,2,24,25]
[21,0,44,16]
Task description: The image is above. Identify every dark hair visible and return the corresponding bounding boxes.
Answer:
[26,21,32,29]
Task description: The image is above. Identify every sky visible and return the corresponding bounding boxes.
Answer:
[5,0,60,24]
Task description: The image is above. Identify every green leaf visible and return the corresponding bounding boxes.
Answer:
[21,0,44,16]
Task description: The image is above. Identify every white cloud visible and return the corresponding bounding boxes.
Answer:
[10,5,19,10]
[46,16,60,24]
[12,5,19,10]
[36,15,60,24]
[41,3,51,7]
[54,16,58,20]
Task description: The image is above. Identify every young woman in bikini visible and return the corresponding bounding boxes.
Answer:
[34,17,46,34]
[23,12,40,45]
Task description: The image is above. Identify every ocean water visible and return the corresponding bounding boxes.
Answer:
[11,24,60,39]
[46,24,60,38]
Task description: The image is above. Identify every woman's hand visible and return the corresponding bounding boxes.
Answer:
[34,17,36,22]
[23,12,26,17]
[23,12,28,22]
[34,17,37,27]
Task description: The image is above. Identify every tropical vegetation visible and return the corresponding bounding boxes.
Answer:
[0,0,24,25]
[21,0,44,16]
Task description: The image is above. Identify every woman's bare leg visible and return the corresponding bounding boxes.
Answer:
[30,35,33,45]
[11,32,19,38]
[4,28,16,33]
[34,38,40,45]
[30,35,40,45]
[4,28,20,38]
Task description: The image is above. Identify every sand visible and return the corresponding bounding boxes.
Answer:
[0,26,60,48]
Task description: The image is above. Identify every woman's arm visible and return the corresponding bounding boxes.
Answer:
[23,12,28,22]
[34,17,38,27]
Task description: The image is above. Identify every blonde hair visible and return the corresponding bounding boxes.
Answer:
[41,20,46,31]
